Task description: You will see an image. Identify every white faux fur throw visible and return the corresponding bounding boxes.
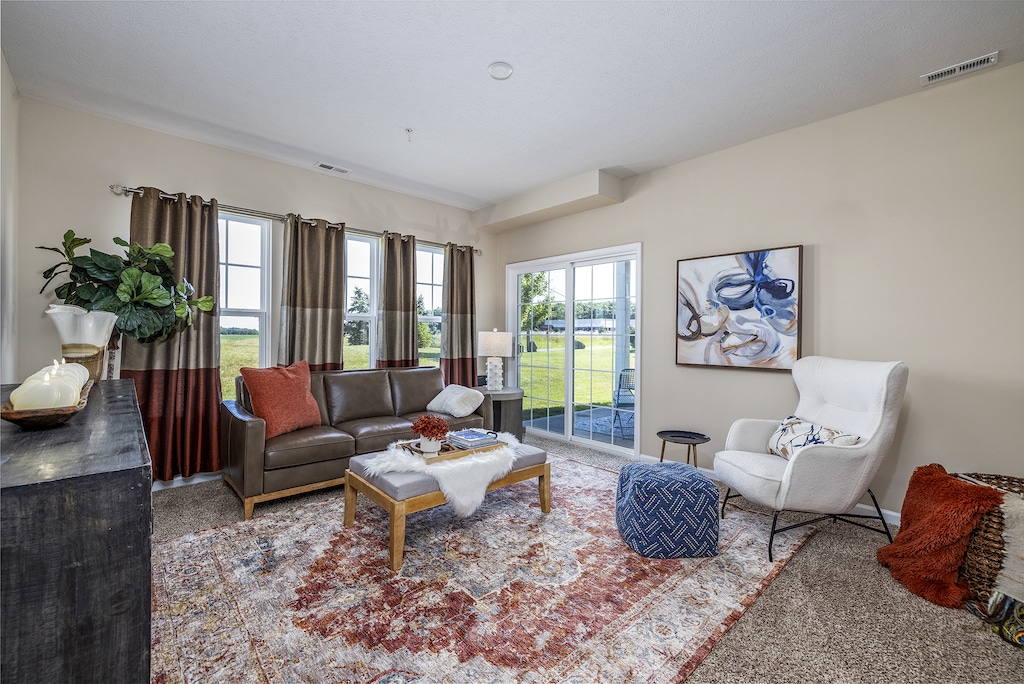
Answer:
[364,433,520,516]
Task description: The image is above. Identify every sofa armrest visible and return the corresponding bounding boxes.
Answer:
[474,389,494,431]
[220,400,267,498]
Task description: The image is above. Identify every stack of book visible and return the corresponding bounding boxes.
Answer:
[448,428,501,450]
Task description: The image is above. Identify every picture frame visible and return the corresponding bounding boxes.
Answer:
[676,245,803,371]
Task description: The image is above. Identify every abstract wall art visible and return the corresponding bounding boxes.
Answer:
[676,245,802,370]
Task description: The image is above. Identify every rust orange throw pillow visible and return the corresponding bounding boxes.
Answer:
[240,361,321,440]
[876,463,1003,608]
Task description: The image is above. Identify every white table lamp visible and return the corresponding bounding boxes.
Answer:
[478,329,513,391]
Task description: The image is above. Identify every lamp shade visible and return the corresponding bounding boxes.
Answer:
[478,330,513,358]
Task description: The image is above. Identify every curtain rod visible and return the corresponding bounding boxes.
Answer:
[109,184,482,255]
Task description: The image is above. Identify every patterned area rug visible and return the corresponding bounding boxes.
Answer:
[151,456,810,683]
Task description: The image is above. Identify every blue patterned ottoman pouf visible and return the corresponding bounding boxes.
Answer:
[615,462,719,558]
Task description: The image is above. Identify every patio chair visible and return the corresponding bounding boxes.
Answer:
[612,368,636,436]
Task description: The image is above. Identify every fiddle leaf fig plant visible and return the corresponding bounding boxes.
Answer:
[39,229,215,343]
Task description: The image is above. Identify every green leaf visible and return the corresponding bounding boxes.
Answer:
[112,236,129,247]
[116,267,143,301]
[60,230,91,258]
[148,243,175,259]
[175,278,195,299]
[90,249,125,273]
[138,273,172,307]
[39,263,71,293]
[74,255,121,283]
[174,301,193,326]
[76,282,102,302]
[193,295,215,312]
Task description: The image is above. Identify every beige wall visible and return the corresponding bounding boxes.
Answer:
[494,63,1024,512]
[12,99,499,381]
[2,54,19,383]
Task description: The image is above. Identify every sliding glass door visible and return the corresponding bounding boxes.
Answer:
[509,244,640,454]
[516,268,567,434]
[571,258,635,448]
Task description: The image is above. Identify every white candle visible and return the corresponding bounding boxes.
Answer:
[10,372,81,410]
[26,360,87,392]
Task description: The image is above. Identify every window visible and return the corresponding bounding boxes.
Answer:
[416,246,444,367]
[218,212,271,399]
[344,234,377,369]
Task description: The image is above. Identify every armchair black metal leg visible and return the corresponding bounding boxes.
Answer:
[721,488,731,519]
[867,489,893,543]
[768,511,781,563]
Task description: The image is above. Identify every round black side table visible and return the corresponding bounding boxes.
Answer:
[657,430,711,468]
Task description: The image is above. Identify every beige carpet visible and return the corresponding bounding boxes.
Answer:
[153,435,1022,682]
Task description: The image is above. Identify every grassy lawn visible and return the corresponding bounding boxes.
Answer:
[220,335,259,400]
[519,333,634,419]
[219,335,439,400]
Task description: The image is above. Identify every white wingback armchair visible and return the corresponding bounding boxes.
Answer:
[714,356,909,561]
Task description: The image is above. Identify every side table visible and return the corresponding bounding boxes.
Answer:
[657,429,711,468]
[480,387,525,441]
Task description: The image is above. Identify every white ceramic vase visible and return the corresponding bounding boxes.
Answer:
[45,305,119,383]
[419,437,442,454]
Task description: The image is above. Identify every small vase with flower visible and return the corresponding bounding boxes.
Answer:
[412,414,449,454]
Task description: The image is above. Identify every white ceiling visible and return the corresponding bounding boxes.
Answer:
[3,1,1022,211]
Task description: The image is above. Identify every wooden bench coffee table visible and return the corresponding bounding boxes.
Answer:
[344,443,550,571]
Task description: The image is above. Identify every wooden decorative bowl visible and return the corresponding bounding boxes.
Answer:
[1,381,93,429]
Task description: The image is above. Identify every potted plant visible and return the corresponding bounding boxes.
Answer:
[39,229,214,343]
[412,414,449,453]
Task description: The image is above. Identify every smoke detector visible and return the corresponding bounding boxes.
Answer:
[920,51,999,87]
[314,161,352,176]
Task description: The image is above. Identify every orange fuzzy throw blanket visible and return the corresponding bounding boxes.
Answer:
[877,464,1003,608]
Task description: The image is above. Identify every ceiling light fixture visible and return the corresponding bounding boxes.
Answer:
[488,61,513,80]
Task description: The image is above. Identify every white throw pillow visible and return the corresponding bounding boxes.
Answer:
[767,415,860,460]
[426,385,485,418]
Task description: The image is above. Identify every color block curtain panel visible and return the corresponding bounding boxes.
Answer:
[376,231,419,368]
[440,242,477,386]
[120,187,221,480]
[279,214,346,370]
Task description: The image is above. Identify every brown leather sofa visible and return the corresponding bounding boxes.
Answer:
[220,366,492,519]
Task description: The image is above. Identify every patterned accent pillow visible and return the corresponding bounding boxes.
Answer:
[240,360,322,440]
[767,415,860,459]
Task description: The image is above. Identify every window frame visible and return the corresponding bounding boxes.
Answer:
[505,243,642,456]
[218,211,272,368]
[415,245,444,367]
[344,233,379,369]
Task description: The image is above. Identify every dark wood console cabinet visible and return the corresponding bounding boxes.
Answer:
[1,379,152,684]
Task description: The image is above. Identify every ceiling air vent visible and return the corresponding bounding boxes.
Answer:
[314,161,352,176]
[920,51,999,87]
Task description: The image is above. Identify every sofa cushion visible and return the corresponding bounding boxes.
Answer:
[767,414,860,459]
[324,370,395,424]
[389,367,446,416]
[264,426,355,470]
[239,361,322,440]
[427,384,485,418]
[337,416,416,454]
